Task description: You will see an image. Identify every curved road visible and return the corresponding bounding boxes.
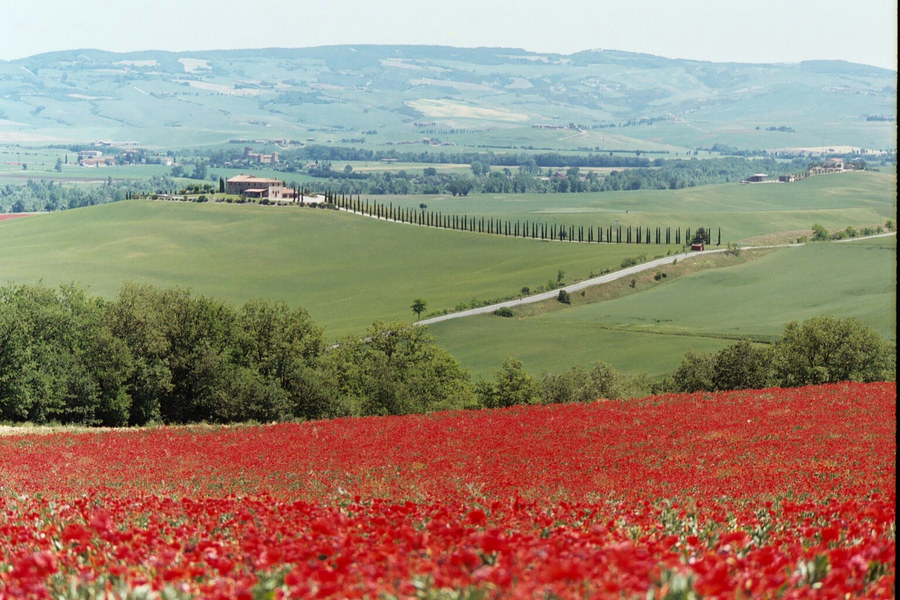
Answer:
[416,231,897,326]
[416,246,760,326]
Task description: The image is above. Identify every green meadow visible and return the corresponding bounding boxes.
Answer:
[428,236,896,379]
[0,169,894,378]
[0,200,669,338]
[382,170,896,243]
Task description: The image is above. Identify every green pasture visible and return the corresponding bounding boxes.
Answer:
[0,200,673,338]
[429,236,896,379]
[426,316,735,380]
[379,170,896,243]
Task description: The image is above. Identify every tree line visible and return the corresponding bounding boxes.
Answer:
[0,177,179,214]
[0,153,844,215]
[328,192,720,246]
[0,283,893,427]
[301,157,809,196]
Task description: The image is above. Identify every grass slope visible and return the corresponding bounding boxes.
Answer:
[429,237,896,379]
[382,170,896,243]
[0,200,672,338]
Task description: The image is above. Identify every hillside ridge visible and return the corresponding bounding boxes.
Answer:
[1,45,894,149]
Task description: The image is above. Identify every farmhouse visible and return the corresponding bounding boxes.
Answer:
[743,173,768,183]
[243,147,279,163]
[79,156,116,167]
[226,174,294,201]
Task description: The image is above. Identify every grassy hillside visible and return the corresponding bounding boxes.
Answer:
[0,200,671,337]
[1,171,893,377]
[1,47,895,150]
[429,236,896,378]
[382,170,897,243]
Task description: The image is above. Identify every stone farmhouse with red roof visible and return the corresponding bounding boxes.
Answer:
[225,174,296,201]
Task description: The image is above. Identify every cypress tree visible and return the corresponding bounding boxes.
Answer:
[717,227,721,246]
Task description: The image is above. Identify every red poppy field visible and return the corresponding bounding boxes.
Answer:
[0,382,895,598]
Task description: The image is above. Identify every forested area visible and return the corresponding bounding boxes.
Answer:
[1,283,893,427]
[0,177,178,214]
[291,156,811,196]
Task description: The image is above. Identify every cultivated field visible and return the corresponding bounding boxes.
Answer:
[430,236,896,378]
[0,382,894,597]
[382,170,896,243]
[0,169,894,367]
[0,200,672,337]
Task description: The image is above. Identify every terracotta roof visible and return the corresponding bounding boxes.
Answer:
[227,175,282,184]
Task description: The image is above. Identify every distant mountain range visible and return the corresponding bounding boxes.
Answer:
[0,45,895,151]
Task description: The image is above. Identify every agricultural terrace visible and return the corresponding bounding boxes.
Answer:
[0,382,894,598]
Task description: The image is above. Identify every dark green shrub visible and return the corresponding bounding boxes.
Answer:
[772,316,895,386]
[476,358,540,409]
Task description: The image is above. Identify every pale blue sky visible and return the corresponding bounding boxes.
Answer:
[2,0,896,69]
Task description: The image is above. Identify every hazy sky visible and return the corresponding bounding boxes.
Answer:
[2,0,897,69]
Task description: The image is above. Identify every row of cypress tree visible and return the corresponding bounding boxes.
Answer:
[326,192,720,245]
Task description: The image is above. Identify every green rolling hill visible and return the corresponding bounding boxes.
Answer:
[1,46,895,151]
